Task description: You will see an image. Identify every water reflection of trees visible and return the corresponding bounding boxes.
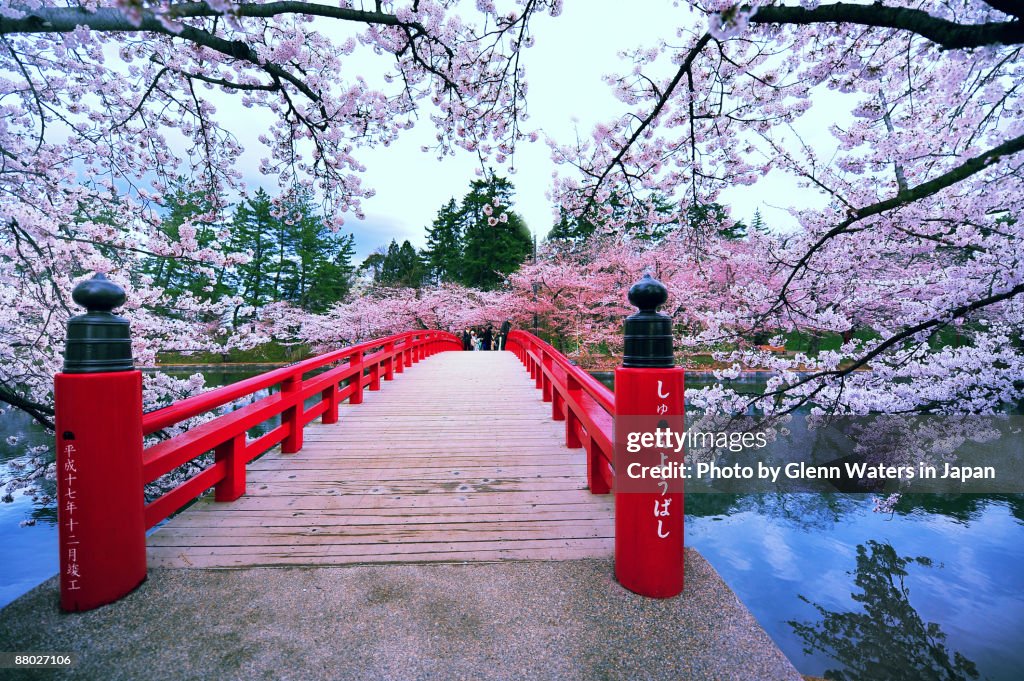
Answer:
[790,540,979,681]
[897,493,1024,524]
[685,492,1024,528]
[685,493,863,530]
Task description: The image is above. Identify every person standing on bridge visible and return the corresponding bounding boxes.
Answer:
[462,327,471,351]
[499,320,511,350]
[482,326,493,351]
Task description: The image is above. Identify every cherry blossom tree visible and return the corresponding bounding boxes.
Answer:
[3,0,1023,508]
[0,0,561,499]
[551,1,1024,421]
[0,0,560,424]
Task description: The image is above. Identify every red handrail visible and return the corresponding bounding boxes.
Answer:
[505,330,614,495]
[142,329,462,529]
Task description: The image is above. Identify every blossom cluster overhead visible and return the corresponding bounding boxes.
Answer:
[0,1,1021,467]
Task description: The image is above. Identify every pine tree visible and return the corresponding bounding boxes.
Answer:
[424,197,462,283]
[230,188,276,307]
[142,179,228,306]
[686,202,747,240]
[304,232,356,311]
[752,208,768,234]
[546,206,596,245]
[377,239,426,288]
[458,175,531,289]
[277,190,357,310]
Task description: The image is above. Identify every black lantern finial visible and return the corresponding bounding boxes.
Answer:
[622,273,674,368]
[63,274,134,373]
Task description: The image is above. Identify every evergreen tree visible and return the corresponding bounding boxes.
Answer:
[545,190,675,245]
[687,202,747,240]
[276,190,357,310]
[752,208,768,234]
[230,188,355,311]
[142,179,228,305]
[423,197,463,283]
[360,249,386,280]
[546,206,596,245]
[377,239,426,288]
[230,188,276,307]
[458,175,531,289]
[304,233,356,311]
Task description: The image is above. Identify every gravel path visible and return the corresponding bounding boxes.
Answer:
[0,550,801,680]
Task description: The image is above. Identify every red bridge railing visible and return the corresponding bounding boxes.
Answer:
[505,330,614,495]
[507,273,687,601]
[54,278,461,612]
[140,330,461,529]
[55,273,683,610]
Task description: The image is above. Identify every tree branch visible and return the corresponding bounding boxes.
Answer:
[752,281,1024,415]
[0,2,414,36]
[774,130,1024,305]
[983,1,1024,21]
[0,383,56,430]
[751,2,1024,49]
[587,33,712,204]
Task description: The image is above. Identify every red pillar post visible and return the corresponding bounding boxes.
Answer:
[385,341,396,380]
[349,350,364,405]
[565,374,582,449]
[281,374,303,454]
[614,274,685,599]
[394,345,404,374]
[541,353,553,401]
[54,274,146,611]
[214,434,246,501]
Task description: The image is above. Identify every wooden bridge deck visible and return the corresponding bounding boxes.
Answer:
[148,351,614,568]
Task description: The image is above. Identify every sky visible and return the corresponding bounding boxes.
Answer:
[216,1,840,261]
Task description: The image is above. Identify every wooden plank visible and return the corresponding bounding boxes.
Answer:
[149,546,613,568]
[147,351,615,568]
[248,453,583,467]
[180,489,609,510]
[245,465,587,481]
[158,510,617,529]
[149,520,614,546]
[239,481,590,497]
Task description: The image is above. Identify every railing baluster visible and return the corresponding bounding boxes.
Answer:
[369,355,382,391]
[214,433,247,501]
[385,341,396,379]
[281,373,303,454]
[541,352,552,400]
[350,350,364,405]
[565,373,583,449]
[322,382,340,424]
[552,386,564,421]
[588,438,611,495]
[395,341,405,373]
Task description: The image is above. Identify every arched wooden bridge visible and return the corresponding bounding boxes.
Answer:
[144,332,617,568]
[34,278,803,680]
[54,273,684,611]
